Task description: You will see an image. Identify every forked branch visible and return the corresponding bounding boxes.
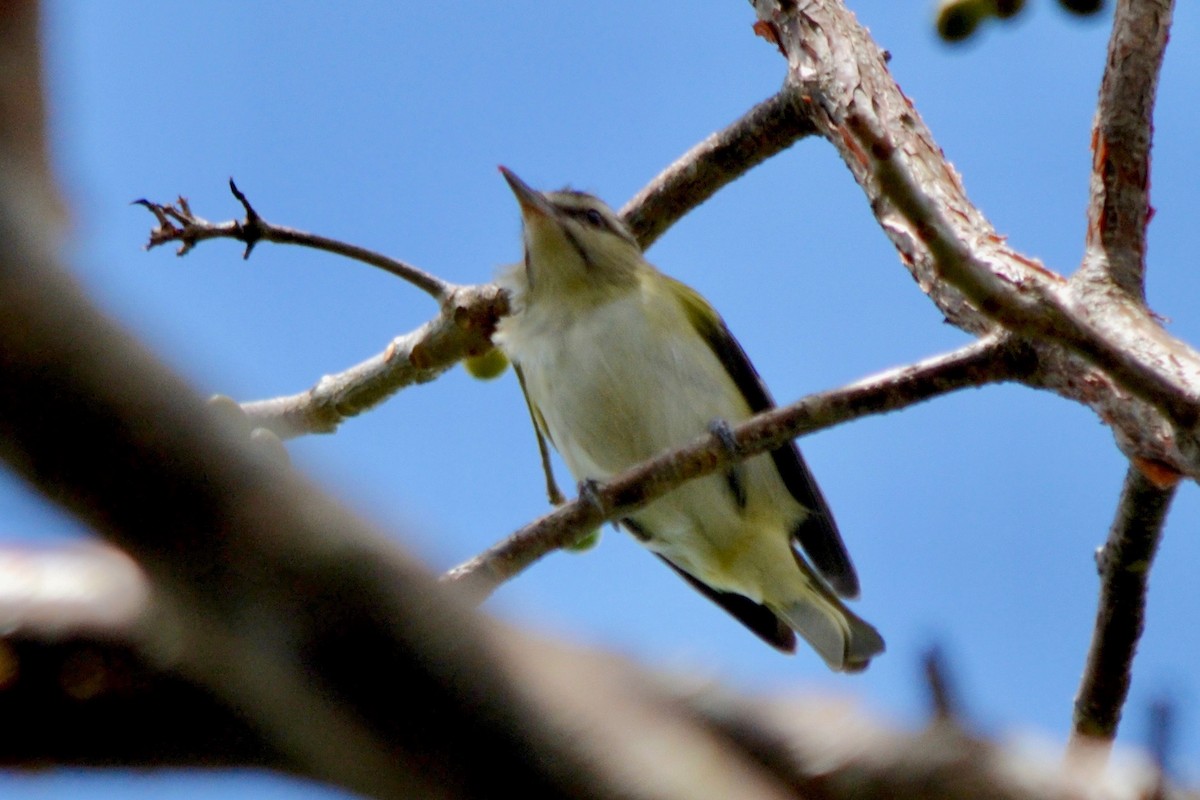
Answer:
[138,179,452,300]
[751,0,1200,481]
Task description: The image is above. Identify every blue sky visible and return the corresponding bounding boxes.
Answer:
[5,2,1199,796]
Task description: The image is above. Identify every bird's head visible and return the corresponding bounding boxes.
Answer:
[499,166,644,307]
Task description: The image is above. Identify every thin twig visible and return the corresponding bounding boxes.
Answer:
[620,91,816,251]
[137,179,452,300]
[922,645,964,725]
[1148,697,1174,798]
[1068,4,1178,756]
[1069,465,1177,757]
[140,91,819,307]
[443,335,1027,599]
[1077,0,1174,299]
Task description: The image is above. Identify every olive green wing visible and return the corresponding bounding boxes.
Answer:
[670,277,860,599]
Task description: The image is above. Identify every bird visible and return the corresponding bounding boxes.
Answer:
[493,166,884,671]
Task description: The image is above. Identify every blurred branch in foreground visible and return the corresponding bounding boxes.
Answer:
[0,542,1191,800]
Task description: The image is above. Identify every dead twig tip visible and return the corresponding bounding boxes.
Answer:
[922,644,964,724]
[226,178,263,259]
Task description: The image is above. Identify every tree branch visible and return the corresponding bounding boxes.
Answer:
[240,282,508,438]
[1078,0,1173,299]
[1,157,642,799]
[620,90,817,250]
[9,2,1196,796]
[0,636,282,769]
[137,179,452,300]
[443,335,1027,599]
[142,92,821,438]
[1069,465,1177,756]
[750,0,1200,482]
[1067,15,1180,749]
[849,113,1200,439]
[680,686,1192,800]
[0,543,284,769]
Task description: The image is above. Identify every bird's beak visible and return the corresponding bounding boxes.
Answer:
[499,166,555,221]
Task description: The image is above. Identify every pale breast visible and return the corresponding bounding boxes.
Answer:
[500,285,750,481]
[498,282,806,602]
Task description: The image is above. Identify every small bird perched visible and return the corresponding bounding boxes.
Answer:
[494,167,884,671]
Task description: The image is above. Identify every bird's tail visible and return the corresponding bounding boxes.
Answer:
[772,590,884,672]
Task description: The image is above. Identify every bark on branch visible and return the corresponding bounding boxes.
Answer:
[1079,0,1173,299]
[750,0,1199,481]
[621,90,817,250]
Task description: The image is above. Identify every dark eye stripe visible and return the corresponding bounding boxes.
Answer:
[560,205,613,232]
[551,198,640,249]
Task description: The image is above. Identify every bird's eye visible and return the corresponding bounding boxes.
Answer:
[584,208,604,227]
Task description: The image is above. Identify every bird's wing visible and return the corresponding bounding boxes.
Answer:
[669,276,860,599]
[654,554,797,652]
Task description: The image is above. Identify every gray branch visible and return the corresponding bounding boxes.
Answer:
[1070,465,1177,754]
[1077,0,1174,298]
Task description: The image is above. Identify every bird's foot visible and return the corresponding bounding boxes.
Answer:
[577,478,607,513]
[708,418,740,458]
